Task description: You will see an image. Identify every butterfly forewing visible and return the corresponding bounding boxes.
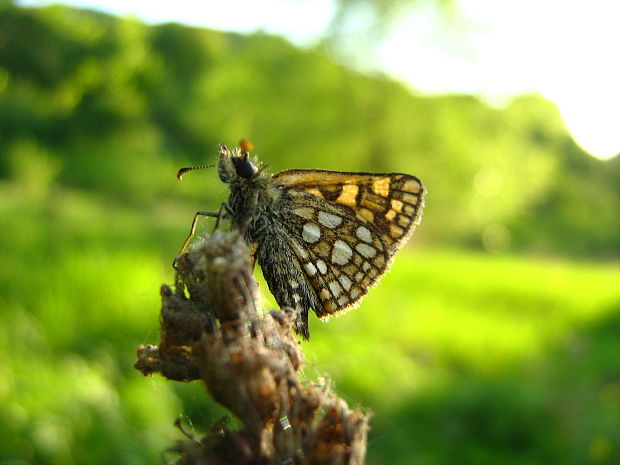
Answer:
[274,170,425,318]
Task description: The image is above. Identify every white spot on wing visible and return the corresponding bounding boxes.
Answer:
[331,240,353,265]
[329,280,343,297]
[304,262,317,276]
[338,274,352,291]
[403,179,421,192]
[356,243,377,258]
[293,207,315,219]
[356,226,372,243]
[316,260,327,274]
[318,211,343,228]
[302,222,321,243]
[290,239,309,259]
[402,193,418,205]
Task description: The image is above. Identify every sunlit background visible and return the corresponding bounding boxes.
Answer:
[1,0,619,464]
[19,0,620,159]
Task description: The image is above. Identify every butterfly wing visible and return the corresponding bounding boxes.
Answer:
[272,169,425,318]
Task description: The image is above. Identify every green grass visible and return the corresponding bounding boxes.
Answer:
[308,249,619,381]
[304,251,620,465]
[2,182,619,465]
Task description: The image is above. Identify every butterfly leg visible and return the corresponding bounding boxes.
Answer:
[294,307,310,340]
[212,202,233,232]
[178,210,221,256]
[248,242,259,269]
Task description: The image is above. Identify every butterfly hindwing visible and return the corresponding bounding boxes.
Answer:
[272,171,425,318]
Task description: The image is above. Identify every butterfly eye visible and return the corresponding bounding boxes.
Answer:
[232,154,259,179]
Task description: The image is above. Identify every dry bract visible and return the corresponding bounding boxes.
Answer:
[135,232,370,465]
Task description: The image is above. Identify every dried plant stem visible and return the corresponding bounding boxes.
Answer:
[135,231,370,465]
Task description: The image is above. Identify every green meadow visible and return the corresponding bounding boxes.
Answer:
[2,182,619,464]
[1,3,619,464]
[308,251,620,464]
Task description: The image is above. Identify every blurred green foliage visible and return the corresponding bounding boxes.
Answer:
[1,2,619,464]
[1,2,618,256]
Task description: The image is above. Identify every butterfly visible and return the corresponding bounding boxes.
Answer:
[177,142,425,339]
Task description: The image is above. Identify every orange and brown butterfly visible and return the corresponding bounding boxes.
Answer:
[177,141,425,339]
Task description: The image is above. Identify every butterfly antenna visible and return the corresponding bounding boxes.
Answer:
[176,163,216,180]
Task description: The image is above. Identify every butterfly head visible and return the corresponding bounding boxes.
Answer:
[218,144,265,184]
